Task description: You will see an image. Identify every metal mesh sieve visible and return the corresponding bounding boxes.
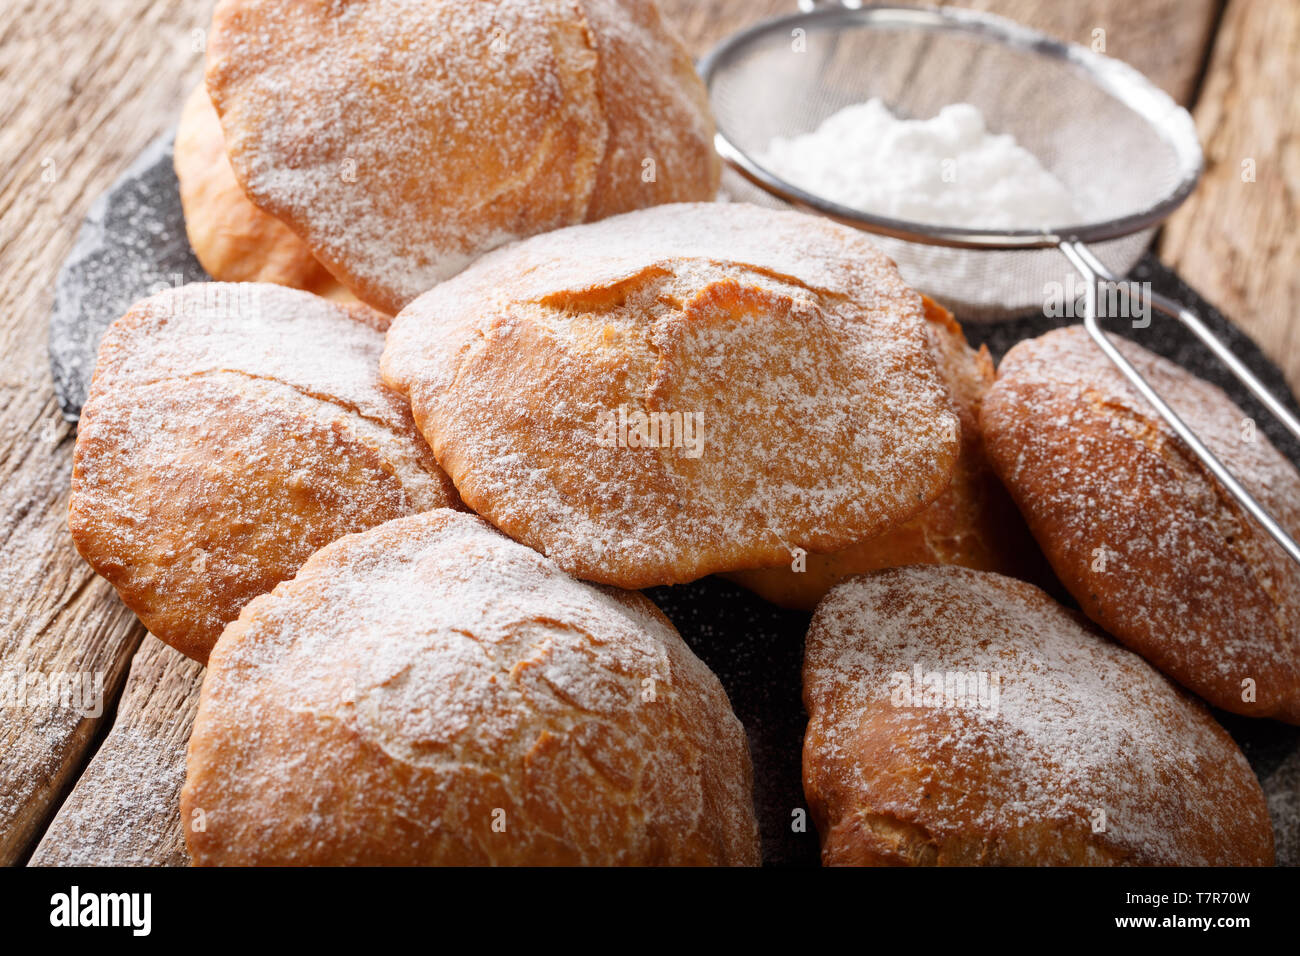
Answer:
[699,2,1300,564]
[701,2,1200,318]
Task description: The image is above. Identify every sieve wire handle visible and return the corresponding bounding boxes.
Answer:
[1059,240,1300,565]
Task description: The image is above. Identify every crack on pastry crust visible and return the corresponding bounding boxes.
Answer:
[855,810,941,866]
[573,0,720,221]
[382,203,961,589]
[535,264,675,313]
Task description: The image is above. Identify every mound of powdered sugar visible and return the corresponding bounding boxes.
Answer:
[760,99,1083,229]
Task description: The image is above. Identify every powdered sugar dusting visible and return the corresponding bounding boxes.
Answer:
[206,0,717,314]
[383,202,961,588]
[803,566,1273,865]
[982,325,1300,721]
[31,724,191,866]
[69,282,456,661]
[184,509,759,865]
[91,283,404,429]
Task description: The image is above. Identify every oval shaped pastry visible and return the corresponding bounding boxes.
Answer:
[69,282,456,663]
[803,565,1274,866]
[174,84,347,299]
[981,325,1300,723]
[382,202,961,589]
[205,0,719,314]
[182,509,760,866]
[727,296,1039,610]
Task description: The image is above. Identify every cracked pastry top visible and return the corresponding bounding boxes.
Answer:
[204,0,720,314]
[68,282,458,663]
[381,202,963,589]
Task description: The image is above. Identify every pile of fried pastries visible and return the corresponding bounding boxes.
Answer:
[67,0,1297,866]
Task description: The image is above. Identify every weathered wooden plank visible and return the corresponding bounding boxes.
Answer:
[28,636,201,867]
[659,0,1219,105]
[0,0,209,864]
[1159,0,1300,393]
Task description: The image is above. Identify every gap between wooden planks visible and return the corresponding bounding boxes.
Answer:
[0,0,1272,866]
[0,0,210,866]
[28,636,200,866]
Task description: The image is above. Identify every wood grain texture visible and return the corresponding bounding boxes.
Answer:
[0,0,1284,867]
[1159,0,1300,393]
[0,0,209,865]
[28,636,200,867]
[658,0,1219,103]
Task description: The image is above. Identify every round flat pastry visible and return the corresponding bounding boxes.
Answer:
[382,202,961,589]
[803,565,1275,866]
[183,509,760,866]
[69,282,456,663]
[174,84,349,301]
[728,296,1040,610]
[205,0,719,314]
[982,325,1300,723]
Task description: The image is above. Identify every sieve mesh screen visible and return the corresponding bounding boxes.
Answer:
[703,7,1200,318]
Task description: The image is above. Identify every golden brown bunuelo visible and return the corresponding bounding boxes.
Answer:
[205,0,720,314]
[68,282,456,663]
[382,202,962,589]
[982,326,1300,723]
[183,509,761,865]
[803,565,1274,866]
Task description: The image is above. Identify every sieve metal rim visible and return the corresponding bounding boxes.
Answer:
[698,3,1204,250]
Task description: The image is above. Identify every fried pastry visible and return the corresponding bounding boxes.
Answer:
[183,509,760,865]
[727,296,1039,609]
[982,326,1300,723]
[69,282,456,663]
[174,84,348,300]
[803,565,1274,866]
[205,0,720,314]
[381,202,962,589]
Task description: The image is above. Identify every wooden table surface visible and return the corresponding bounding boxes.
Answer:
[1,0,1295,866]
